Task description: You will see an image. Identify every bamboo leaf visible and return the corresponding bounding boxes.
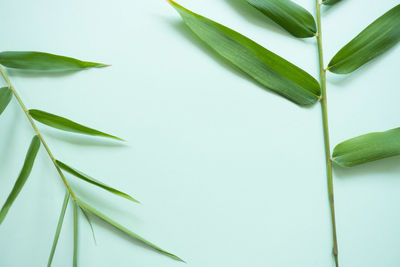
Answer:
[246,0,316,38]
[47,191,70,267]
[328,4,400,74]
[0,135,40,224]
[323,0,342,5]
[73,201,78,267]
[169,0,321,106]
[56,160,139,204]
[0,51,108,71]
[332,127,400,167]
[0,87,12,116]
[76,199,183,262]
[29,109,124,141]
[79,207,97,244]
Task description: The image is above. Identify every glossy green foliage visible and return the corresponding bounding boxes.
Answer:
[0,136,40,224]
[47,192,70,267]
[323,0,342,6]
[76,199,183,261]
[333,127,400,167]
[246,0,316,38]
[0,87,12,115]
[56,160,140,203]
[169,1,321,106]
[29,109,124,141]
[328,4,400,74]
[0,51,107,71]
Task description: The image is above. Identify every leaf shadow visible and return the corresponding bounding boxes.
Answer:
[6,69,81,79]
[321,1,346,16]
[333,156,400,180]
[165,18,312,108]
[41,128,127,148]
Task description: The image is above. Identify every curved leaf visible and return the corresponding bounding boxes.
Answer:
[328,4,400,74]
[0,51,107,71]
[0,87,12,116]
[29,109,124,141]
[56,160,139,203]
[332,127,400,167]
[76,199,183,262]
[169,0,321,106]
[246,0,316,38]
[47,192,70,267]
[323,0,343,6]
[0,135,40,224]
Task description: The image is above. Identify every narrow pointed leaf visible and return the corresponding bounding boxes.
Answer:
[0,135,40,224]
[79,207,97,244]
[0,87,12,116]
[332,127,400,167]
[56,160,139,203]
[29,109,124,141]
[323,0,343,6]
[328,4,400,74]
[76,199,183,262]
[169,0,321,106]
[47,192,70,267]
[73,201,78,267]
[0,51,107,71]
[246,0,316,38]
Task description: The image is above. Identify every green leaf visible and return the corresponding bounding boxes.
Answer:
[0,51,108,71]
[0,87,12,116]
[56,160,139,204]
[246,0,316,38]
[332,127,400,167]
[0,135,40,224]
[79,207,97,244]
[47,192,70,267]
[73,201,78,267]
[29,109,124,141]
[323,0,343,6]
[169,0,321,106]
[328,4,400,74]
[76,199,183,262]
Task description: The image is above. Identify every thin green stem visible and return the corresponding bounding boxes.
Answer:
[315,1,339,267]
[73,200,78,267]
[0,66,77,200]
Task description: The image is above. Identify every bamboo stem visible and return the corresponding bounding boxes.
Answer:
[0,66,77,200]
[315,1,339,267]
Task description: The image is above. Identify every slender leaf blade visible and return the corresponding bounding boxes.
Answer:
[169,0,321,106]
[0,87,12,116]
[29,109,124,141]
[332,127,400,167]
[79,207,97,244]
[56,160,139,203]
[246,0,316,38]
[76,199,183,262]
[323,0,343,6]
[73,201,78,267]
[328,4,400,74]
[0,135,40,224]
[0,51,107,71]
[47,192,70,267]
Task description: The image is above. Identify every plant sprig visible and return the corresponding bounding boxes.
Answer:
[168,1,400,266]
[0,51,182,265]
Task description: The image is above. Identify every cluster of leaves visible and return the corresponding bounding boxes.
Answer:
[168,0,400,264]
[0,52,181,266]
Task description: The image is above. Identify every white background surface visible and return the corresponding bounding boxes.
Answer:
[0,0,400,266]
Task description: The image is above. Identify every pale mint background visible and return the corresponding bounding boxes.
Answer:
[0,0,399,266]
